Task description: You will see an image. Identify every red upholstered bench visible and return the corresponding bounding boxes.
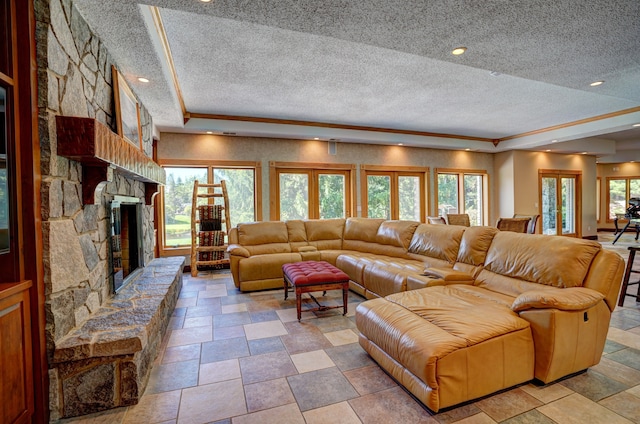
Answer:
[283,261,350,321]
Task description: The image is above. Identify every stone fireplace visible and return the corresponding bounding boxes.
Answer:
[36,2,186,418]
[44,116,184,419]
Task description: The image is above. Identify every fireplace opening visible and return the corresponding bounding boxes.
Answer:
[110,195,144,293]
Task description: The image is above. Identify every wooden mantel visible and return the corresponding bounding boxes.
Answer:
[56,116,166,205]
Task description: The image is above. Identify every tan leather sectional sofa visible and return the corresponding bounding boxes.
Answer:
[227,217,624,412]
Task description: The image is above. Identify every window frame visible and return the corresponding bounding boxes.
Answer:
[361,165,428,222]
[435,168,489,226]
[157,159,262,256]
[269,161,356,220]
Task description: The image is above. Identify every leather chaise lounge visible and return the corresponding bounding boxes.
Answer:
[227,217,624,412]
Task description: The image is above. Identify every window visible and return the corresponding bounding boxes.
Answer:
[362,166,427,221]
[270,162,354,220]
[318,173,347,219]
[366,174,391,219]
[278,172,310,220]
[214,168,257,226]
[436,169,488,226]
[163,167,207,248]
[159,161,261,251]
[607,177,640,221]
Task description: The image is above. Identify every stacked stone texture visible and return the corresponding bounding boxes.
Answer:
[36,0,162,419]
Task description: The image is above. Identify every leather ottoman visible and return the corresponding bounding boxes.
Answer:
[283,261,350,321]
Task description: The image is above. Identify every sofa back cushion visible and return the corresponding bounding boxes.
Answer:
[237,221,291,255]
[343,218,412,257]
[343,218,384,243]
[376,220,420,249]
[305,219,345,250]
[483,232,601,288]
[457,226,499,266]
[408,224,464,264]
[286,220,309,251]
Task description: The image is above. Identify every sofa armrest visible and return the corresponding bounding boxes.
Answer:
[423,267,474,284]
[512,287,605,312]
[227,244,250,258]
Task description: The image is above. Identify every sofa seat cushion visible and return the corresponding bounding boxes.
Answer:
[318,250,346,265]
[362,265,412,297]
[385,286,523,339]
[371,256,424,272]
[359,258,426,297]
[356,286,535,411]
[238,253,302,282]
[336,252,382,283]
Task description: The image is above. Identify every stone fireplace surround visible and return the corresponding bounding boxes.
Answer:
[37,2,185,418]
[46,116,179,418]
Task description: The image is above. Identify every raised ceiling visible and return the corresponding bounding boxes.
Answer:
[73,0,640,160]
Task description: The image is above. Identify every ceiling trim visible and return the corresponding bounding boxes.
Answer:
[149,6,187,118]
[498,106,640,142]
[186,112,498,143]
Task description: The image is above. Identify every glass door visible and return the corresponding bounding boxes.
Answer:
[541,173,579,236]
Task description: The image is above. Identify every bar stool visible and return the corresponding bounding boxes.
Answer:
[618,246,640,306]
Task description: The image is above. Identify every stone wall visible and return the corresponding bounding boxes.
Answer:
[36,0,157,419]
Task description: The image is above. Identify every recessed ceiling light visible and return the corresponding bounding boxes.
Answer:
[206,131,213,134]
[452,47,467,55]
[545,149,551,152]
[551,139,558,143]
[313,137,319,140]
[590,80,604,86]
[581,152,588,155]
[464,148,471,151]
[200,0,212,2]
[137,77,149,83]
[397,143,403,146]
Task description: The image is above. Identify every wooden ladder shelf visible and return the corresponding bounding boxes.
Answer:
[190,180,231,276]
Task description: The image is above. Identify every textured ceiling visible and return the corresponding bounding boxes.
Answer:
[73,0,640,159]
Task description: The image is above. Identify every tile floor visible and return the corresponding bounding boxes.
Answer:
[58,233,640,423]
